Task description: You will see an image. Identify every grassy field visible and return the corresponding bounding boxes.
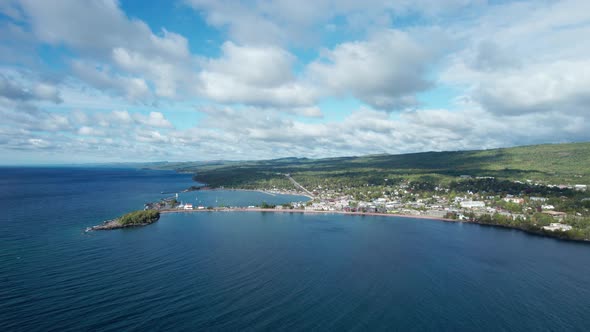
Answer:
[146,142,590,189]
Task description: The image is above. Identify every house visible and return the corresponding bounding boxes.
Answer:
[542,210,567,220]
[574,184,587,191]
[460,201,485,208]
[183,203,193,210]
[530,197,548,202]
[486,207,498,213]
[503,197,524,204]
[543,223,572,232]
[541,204,555,210]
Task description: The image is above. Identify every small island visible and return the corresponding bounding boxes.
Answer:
[86,210,160,231]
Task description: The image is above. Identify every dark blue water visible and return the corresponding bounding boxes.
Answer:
[1,168,589,331]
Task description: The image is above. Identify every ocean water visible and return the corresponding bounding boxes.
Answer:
[1,168,589,331]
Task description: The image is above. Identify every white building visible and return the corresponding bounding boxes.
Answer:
[574,184,587,191]
[503,197,524,204]
[530,197,548,202]
[460,201,485,208]
[543,223,573,232]
[183,203,193,210]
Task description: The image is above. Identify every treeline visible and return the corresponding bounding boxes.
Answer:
[156,142,590,188]
[449,178,575,197]
[193,168,291,189]
[445,211,590,241]
[119,210,160,226]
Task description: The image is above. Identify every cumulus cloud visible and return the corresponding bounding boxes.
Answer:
[133,112,174,129]
[10,0,194,101]
[307,30,435,110]
[110,110,133,124]
[78,126,105,136]
[473,60,590,116]
[197,42,316,107]
[2,98,590,162]
[111,47,194,98]
[2,0,590,163]
[205,42,294,87]
[71,60,151,101]
[0,100,180,162]
[185,0,481,45]
[17,0,190,60]
[195,30,442,110]
[176,105,590,160]
[0,74,62,103]
[442,0,590,117]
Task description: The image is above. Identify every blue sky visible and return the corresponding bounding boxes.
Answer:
[0,0,589,164]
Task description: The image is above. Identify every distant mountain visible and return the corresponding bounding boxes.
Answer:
[147,142,590,188]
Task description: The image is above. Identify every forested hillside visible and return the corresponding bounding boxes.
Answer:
[146,142,590,189]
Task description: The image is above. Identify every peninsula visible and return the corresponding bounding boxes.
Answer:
[87,210,160,231]
[142,142,590,242]
[90,143,590,242]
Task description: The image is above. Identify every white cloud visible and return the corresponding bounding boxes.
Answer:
[17,0,190,60]
[133,112,174,129]
[441,0,590,117]
[111,110,133,124]
[473,60,590,116]
[27,138,51,148]
[0,73,62,103]
[289,106,323,118]
[185,0,480,45]
[70,60,151,101]
[78,126,105,136]
[2,0,590,163]
[2,98,590,162]
[307,30,435,110]
[136,129,170,143]
[169,105,589,160]
[197,42,316,107]
[12,0,194,101]
[205,42,294,87]
[111,47,194,98]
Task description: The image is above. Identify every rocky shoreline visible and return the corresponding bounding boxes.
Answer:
[85,219,150,232]
[85,210,161,232]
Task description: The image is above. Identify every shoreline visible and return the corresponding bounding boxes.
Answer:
[161,208,457,222]
[104,174,589,243]
[159,208,589,244]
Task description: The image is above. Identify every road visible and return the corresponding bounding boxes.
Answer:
[285,174,314,197]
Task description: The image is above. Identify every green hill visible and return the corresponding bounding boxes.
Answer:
[152,142,590,189]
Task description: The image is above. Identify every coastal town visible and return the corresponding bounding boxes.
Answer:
[161,173,590,241]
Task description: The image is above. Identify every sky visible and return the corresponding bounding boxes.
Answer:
[0,0,589,164]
